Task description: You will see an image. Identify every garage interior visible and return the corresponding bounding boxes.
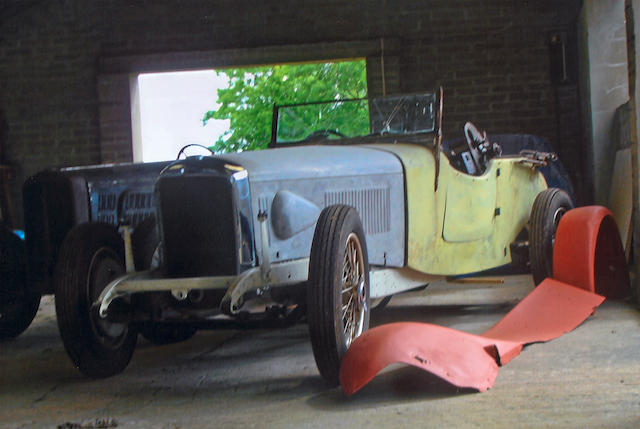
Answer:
[1,0,639,428]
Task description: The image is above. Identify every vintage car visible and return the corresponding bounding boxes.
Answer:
[24,92,574,384]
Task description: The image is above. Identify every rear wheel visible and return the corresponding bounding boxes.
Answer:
[307,205,370,385]
[529,188,574,285]
[0,226,40,339]
[55,223,137,378]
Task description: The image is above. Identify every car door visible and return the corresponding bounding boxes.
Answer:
[442,168,497,243]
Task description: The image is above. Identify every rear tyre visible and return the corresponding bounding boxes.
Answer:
[529,188,574,285]
[55,223,137,378]
[131,217,197,345]
[307,205,370,385]
[0,226,40,339]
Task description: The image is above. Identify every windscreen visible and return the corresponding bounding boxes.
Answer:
[273,93,436,145]
[275,99,370,143]
[369,93,436,135]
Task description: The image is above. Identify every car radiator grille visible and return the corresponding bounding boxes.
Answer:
[158,175,238,277]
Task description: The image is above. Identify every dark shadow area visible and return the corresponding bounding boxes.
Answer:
[371,302,518,327]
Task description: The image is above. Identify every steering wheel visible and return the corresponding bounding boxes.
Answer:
[304,129,347,141]
[463,122,485,174]
[464,122,485,150]
[176,144,214,160]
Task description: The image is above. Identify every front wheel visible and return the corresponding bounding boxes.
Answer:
[307,205,370,385]
[54,223,137,378]
[529,188,574,285]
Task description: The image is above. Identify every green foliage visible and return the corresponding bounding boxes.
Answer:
[203,60,367,153]
[275,99,370,143]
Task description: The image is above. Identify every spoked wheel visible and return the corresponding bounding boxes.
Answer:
[529,188,574,285]
[0,226,40,339]
[342,232,368,343]
[55,223,137,378]
[307,205,370,385]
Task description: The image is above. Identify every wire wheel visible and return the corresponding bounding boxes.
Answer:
[341,232,367,348]
[308,205,370,385]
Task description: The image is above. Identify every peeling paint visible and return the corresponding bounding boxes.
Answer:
[375,144,546,275]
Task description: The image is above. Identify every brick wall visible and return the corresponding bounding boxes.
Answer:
[0,0,582,226]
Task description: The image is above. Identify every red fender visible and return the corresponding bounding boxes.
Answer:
[339,206,628,396]
[553,206,629,298]
[339,322,522,395]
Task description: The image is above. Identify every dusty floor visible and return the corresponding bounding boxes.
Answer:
[1,275,639,429]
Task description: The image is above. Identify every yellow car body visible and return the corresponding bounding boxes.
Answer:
[376,143,548,275]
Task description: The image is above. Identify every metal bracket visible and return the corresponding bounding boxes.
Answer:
[258,210,271,282]
[118,224,135,273]
[518,150,558,169]
[220,258,310,314]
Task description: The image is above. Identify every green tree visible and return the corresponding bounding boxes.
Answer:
[203,60,367,153]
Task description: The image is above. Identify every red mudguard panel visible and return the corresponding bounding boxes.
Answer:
[482,279,605,364]
[553,206,629,297]
[339,322,521,395]
[340,206,628,396]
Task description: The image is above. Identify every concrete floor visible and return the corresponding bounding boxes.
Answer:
[1,275,639,429]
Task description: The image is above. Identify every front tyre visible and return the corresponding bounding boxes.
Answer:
[529,188,574,285]
[307,205,370,385]
[54,223,137,378]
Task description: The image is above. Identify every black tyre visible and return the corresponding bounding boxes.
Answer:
[307,205,370,385]
[131,217,197,345]
[0,226,40,339]
[529,188,574,285]
[54,223,137,378]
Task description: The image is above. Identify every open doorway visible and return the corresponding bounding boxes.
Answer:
[134,70,229,162]
[131,59,367,162]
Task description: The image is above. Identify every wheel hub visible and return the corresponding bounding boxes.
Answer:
[357,279,366,306]
[88,247,128,349]
[342,232,367,347]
